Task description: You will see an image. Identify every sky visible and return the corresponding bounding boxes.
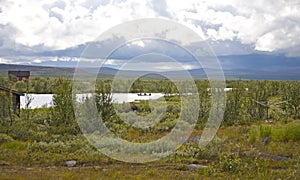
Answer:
[0,0,300,69]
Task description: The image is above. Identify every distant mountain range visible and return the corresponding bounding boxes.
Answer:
[1,62,300,80]
[0,64,75,77]
[2,40,300,80]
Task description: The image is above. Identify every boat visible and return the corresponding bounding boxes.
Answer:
[137,93,152,96]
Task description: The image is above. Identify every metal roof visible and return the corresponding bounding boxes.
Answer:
[0,86,24,96]
[8,71,30,77]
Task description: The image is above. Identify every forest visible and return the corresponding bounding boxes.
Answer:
[0,76,299,179]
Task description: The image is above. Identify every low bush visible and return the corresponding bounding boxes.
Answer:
[272,121,300,142]
[175,136,227,161]
[259,125,272,139]
[27,141,71,153]
[248,121,300,143]
[0,133,14,144]
[217,153,241,173]
[27,136,89,154]
[1,141,27,151]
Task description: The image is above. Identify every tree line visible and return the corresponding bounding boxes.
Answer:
[0,77,299,140]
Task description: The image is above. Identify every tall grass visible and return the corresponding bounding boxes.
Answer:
[272,122,300,142]
[249,121,300,143]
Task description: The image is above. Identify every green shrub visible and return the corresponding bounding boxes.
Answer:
[154,120,176,132]
[248,127,258,143]
[7,121,35,141]
[199,136,227,159]
[0,133,14,144]
[0,92,11,118]
[176,164,188,170]
[27,141,70,153]
[31,131,51,142]
[218,153,241,173]
[272,128,289,142]
[175,136,227,160]
[176,143,201,159]
[27,136,89,154]
[272,122,300,142]
[249,121,300,143]
[28,140,86,153]
[259,125,272,139]
[1,141,27,150]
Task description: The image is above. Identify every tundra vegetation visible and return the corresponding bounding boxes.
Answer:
[0,76,299,179]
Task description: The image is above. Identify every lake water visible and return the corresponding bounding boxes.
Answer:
[20,88,235,109]
[20,93,164,109]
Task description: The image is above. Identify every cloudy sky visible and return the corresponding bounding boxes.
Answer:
[0,0,300,69]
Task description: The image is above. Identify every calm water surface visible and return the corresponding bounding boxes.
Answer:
[20,93,164,109]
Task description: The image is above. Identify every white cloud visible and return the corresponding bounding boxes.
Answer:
[104,59,123,66]
[120,61,197,71]
[129,40,145,48]
[166,0,300,55]
[0,0,158,50]
[0,57,12,64]
[182,64,195,70]
[0,0,299,58]
[33,59,42,63]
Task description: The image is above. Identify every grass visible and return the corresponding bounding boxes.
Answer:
[0,160,298,179]
[0,141,27,151]
[0,164,205,180]
[272,121,300,142]
[0,93,299,179]
[0,121,299,179]
[248,120,300,143]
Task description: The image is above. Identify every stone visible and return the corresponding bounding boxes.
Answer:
[259,153,290,160]
[64,160,76,167]
[93,166,101,171]
[187,164,208,171]
[0,163,9,166]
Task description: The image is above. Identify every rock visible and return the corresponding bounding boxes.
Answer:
[0,163,9,166]
[64,160,76,167]
[259,153,290,160]
[263,137,271,145]
[187,164,208,171]
[93,166,101,171]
